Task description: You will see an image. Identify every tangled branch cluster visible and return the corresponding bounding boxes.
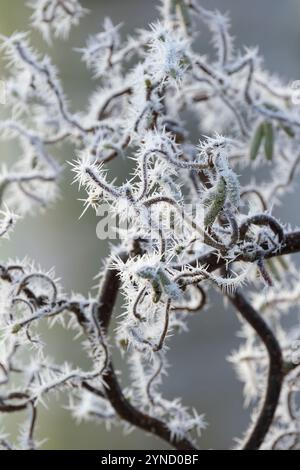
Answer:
[1,0,300,450]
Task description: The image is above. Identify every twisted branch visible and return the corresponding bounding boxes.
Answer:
[227,290,284,450]
[93,246,197,450]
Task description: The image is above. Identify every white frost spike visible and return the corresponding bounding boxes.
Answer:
[1,0,300,452]
[28,0,88,42]
[147,22,189,83]
[78,18,122,77]
[0,206,20,239]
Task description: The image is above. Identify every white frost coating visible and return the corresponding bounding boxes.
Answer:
[0,0,299,451]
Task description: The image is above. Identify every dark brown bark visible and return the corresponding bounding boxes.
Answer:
[187,230,300,273]
[228,291,284,450]
[90,231,300,449]
[94,247,197,450]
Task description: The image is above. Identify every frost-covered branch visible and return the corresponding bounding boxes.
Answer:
[228,290,284,450]
[1,0,300,451]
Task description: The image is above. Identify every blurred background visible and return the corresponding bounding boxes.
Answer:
[0,0,300,450]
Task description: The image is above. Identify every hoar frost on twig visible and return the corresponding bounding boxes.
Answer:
[1,0,300,450]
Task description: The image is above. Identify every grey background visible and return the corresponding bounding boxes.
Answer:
[0,0,300,450]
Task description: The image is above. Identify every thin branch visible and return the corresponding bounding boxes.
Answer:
[227,290,284,450]
[94,246,197,450]
[182,230,300,273]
